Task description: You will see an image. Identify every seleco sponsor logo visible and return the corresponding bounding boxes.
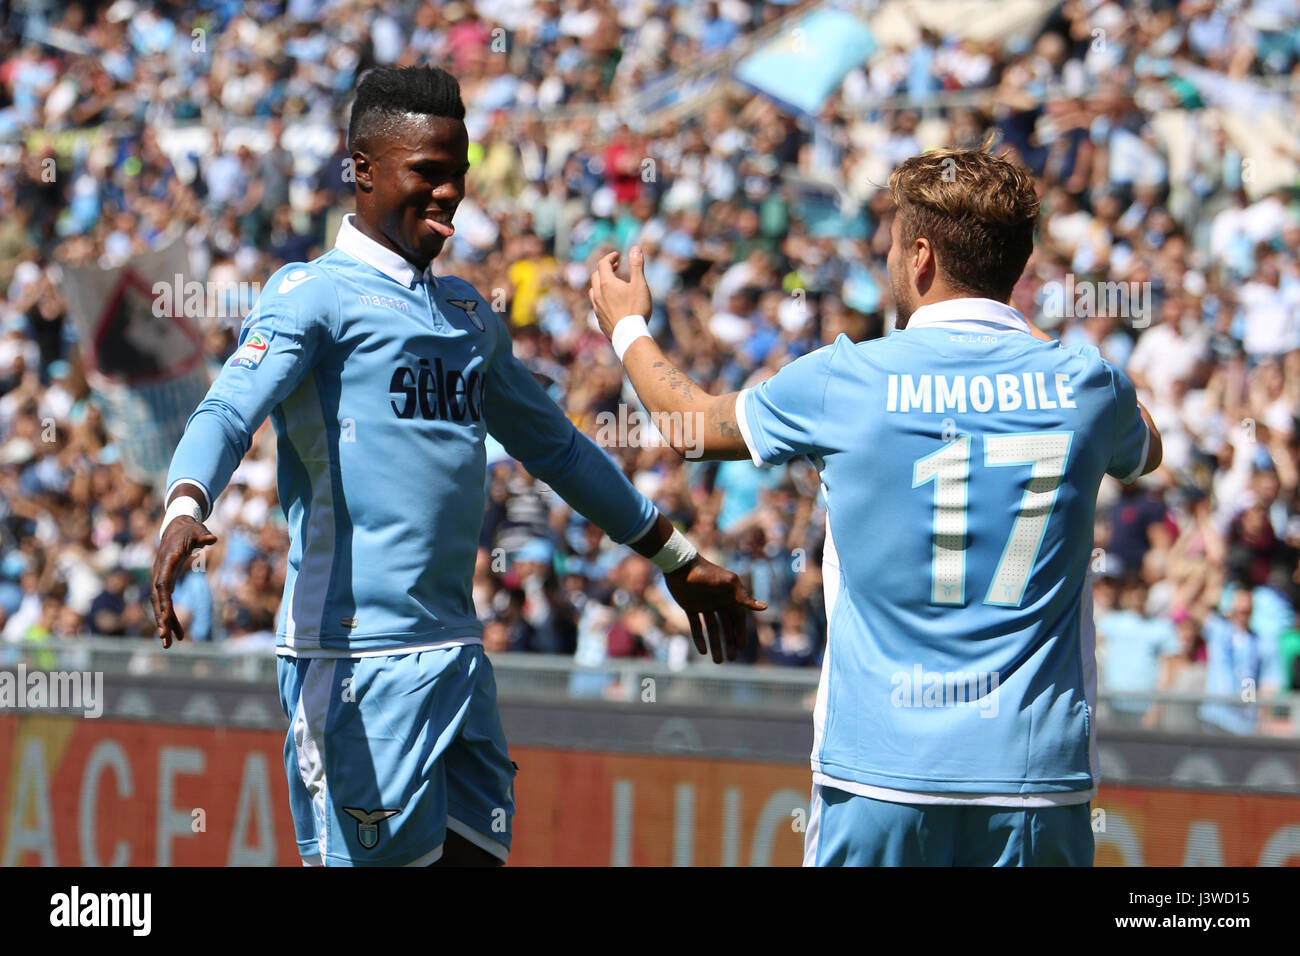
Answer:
[389,358,485,422]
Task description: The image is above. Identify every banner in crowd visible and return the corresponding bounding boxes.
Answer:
[2,715,1298,866]
[734,8,876,116]
[60,235,211,486]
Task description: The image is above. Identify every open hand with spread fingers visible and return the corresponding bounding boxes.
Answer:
[661,552,766,663]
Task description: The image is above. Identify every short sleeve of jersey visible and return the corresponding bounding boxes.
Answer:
[1105,359,1150,483]
[737,340,837,469]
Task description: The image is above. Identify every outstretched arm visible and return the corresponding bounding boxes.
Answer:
[152,263,335,647]
[589,248,750,461]
[625,511,766,662]
[480,284,765,660]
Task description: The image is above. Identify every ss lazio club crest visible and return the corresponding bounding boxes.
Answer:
[343,807,401,849]
[447,297,485,331]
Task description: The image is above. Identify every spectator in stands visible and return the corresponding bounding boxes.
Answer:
[1109,480,1171,576]
[172,551,213,643]
[1200,587,1282,735]
[0,0,1296,736]
[88,567,134,637]
[1148,608,1209,732]
[1097,577,1180,727]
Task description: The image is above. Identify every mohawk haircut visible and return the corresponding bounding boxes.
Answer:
[347,66,467,154]
[888,140,1040,302]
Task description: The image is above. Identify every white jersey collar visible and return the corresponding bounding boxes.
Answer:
[333,213,437,289]
[902,297,1032,335]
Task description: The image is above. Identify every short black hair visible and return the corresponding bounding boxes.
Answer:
[347,66,466,153]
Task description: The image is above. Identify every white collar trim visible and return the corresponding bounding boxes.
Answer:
[903,297,1032,335]
[332,213,436,289]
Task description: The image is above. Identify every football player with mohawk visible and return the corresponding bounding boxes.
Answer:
[152,65,763,868]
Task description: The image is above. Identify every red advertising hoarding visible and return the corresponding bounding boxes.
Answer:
[2,716,1297,866]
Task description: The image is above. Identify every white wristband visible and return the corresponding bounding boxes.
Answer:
[650,526,698,574]
[611,314,650,361]
[160,495,204,542]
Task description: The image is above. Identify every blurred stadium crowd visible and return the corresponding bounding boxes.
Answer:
[0,0,1298,732]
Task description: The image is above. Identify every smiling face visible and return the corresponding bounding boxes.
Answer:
[353,113,469,269]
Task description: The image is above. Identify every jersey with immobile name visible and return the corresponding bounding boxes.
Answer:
[738,326,1150,799]
[885,371,1077,414]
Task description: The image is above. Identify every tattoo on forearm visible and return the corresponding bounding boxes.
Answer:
[709,396,741,439]
[653,360,696,403]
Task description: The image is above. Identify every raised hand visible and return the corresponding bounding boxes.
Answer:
[589,246,654,340]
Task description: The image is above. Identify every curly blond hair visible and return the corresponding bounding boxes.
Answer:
[888,141,1039,301]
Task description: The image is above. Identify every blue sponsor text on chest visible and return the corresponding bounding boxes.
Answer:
[886,372,1076,414]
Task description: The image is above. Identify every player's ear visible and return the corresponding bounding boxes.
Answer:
[913,236,936,289]
[353,150,373,193]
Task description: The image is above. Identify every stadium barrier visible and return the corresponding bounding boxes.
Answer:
[1,641,1298,865]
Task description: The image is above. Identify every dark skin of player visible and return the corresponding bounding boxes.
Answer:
[151,114,765,867]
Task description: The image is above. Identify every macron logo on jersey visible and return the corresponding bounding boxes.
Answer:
[278,269,316,294]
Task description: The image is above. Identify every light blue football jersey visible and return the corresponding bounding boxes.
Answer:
[736,298,1151,802]
[167,214,655,656]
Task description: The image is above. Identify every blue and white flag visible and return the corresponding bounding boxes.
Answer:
[734,8,876,116]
